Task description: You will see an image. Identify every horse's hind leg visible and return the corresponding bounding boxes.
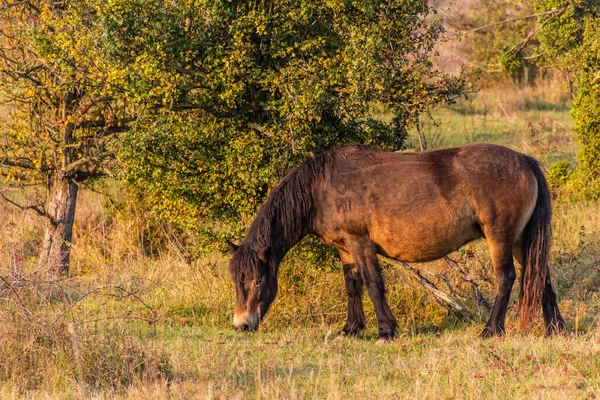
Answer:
[481,240,516,338]
[346,238,398,340]
[542,274,566,335]
[338,250,366,337]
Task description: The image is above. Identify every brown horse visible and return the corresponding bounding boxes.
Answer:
[227,144,565,340]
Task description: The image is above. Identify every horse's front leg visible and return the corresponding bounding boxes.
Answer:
[347,238,398,341]
[338,250,366,337]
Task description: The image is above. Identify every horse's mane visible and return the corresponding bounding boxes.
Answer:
[231,144,371,277]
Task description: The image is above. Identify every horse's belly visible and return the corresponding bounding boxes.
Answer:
[369,212,481,262]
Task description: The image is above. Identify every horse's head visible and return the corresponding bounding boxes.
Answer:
[227,241,278,331]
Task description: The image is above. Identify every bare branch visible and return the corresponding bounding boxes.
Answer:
[461,8,566,35]
[0,190,51,221]
[505,8,566,54]
[449,53,502,73]
[0,275,33,319]
[444,256,492,309]
[52,281,157,325]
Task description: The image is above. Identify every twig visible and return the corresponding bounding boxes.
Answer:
[52,281,157,325]
[450,53,502,73]
[0,275,33,319]
[444,256,492,309]
[435,273,467,301]
[505,8,566,54]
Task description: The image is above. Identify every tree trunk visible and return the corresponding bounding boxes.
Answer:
[38,176,78,278]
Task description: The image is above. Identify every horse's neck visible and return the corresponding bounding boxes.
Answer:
[249,217,305,267]
[267,226,298,266]
[252,175,314,265]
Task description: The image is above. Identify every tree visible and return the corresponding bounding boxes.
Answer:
[535,0,600,195]
[116,0,472,244]
[0,1,130,276]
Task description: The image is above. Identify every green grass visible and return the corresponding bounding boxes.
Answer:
[403,91,576,168]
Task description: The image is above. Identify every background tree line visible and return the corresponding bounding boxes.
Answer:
[0,0,598,277]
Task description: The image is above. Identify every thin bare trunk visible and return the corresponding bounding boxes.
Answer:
[38,176,78,278]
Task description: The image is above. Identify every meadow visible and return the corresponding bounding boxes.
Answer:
[2,80,600,399]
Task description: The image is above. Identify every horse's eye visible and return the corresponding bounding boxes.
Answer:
[256,277,264,287]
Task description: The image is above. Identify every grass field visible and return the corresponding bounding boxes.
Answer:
[2,81,600,399]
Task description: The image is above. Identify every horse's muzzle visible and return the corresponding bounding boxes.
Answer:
[233,311,259,331]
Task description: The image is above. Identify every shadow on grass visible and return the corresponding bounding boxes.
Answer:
[442,99,569,116]
[443,104,489,116]
[520,100,570,113]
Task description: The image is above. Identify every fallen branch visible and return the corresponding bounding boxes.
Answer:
[379,255,471,319]
[435,273,467,302]
[444,256,492,309]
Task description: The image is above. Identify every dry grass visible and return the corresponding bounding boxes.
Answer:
[2,85,600,398]
[1,193,600,398]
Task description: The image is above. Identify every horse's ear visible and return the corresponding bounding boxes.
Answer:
[226,240,239,254]
[255,246,270,263]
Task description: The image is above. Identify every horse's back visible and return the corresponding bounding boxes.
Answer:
[312,144,538,262]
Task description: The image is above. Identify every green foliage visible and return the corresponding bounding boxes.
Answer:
[114,0,471,243]
[499,47,526,81]
[547,160,573,192]
[537,0,600,197]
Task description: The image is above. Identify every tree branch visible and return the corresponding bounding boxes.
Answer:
[0,190,51,221]
[449,52,502,73]
[73,117,134,137]
[62,152,113,177]
[0,157,36,170]
[462,8,566,35]
[505,8,566,54]
[444,256,492,309]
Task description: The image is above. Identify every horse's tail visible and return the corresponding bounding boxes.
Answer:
[519,156,552,329]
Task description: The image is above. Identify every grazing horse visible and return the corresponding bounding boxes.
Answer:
[227,144,566,340]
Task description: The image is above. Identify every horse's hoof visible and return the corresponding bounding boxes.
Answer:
[375,334,395,345]
[334,331,348,341]
[545,320,567,337]
[480,327,503,338]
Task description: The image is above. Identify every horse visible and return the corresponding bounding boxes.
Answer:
[227,143,566,340]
